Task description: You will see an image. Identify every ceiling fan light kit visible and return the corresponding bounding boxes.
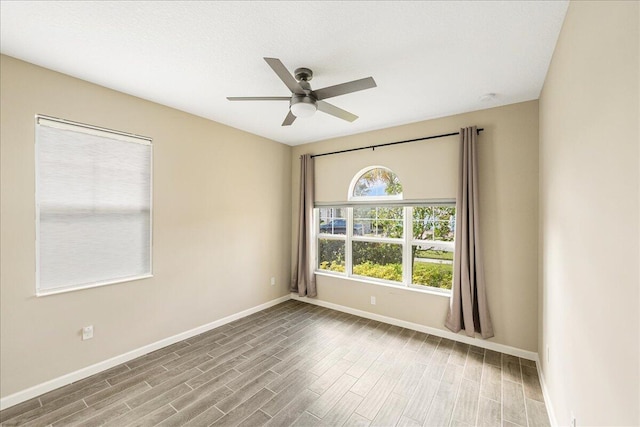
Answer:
[227,57,376,126]
[290,95,317,118]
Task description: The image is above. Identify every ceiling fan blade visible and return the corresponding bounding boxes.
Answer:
[317,101,358,122]
[313,77,377,101]
[227,96,290,101]
[264,58,304,95]
[282,110,296,126]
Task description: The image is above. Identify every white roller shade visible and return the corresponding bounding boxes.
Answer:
[36,116,152,295]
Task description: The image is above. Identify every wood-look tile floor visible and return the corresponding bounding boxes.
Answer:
[0,300,550,427]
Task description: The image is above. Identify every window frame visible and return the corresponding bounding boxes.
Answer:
[35,115,153,296]
[315,201,455,294]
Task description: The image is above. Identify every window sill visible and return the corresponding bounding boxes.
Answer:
[36,273,153,297]
[314,270,452,298]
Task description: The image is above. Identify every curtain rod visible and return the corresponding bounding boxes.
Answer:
[310,128,484,159]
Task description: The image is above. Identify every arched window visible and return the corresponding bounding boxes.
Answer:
[348,166,403,201]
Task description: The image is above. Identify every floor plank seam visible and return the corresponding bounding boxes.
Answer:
[474,350,487,427]
[448,351,469,426]
[519,359,531,427]
[500,354,505,427]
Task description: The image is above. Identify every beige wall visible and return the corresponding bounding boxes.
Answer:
[0,55,292,399]
[539,1,639,425]
[292,100,540,352]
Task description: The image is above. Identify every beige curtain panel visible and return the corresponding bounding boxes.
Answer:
[291,154,317,297]
[445,126,494,339]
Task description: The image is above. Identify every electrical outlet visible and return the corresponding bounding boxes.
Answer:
[270,277,275,286]
[571,412,576,427]
[82,325,94,340]
[370,296,376,305]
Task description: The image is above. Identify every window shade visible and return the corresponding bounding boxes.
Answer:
[36,117,152,295]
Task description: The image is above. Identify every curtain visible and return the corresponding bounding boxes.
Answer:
[291,154,317,297]
[445,126,494,338]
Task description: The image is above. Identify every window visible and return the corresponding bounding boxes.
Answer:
[349,166,403,200]
[317,167,455,292]
[352,206,404,282]
[317,208,346,272]
[36,115,152,295]
[410,206,455,289]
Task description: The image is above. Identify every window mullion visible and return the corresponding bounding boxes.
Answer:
[403,206,413,287]
[351,236,403,244]
[313,208,319,271]
[346,208,353,277]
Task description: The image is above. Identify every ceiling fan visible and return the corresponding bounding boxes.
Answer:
[227,57,377,126]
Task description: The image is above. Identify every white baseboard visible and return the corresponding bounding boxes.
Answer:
[535,356,558,427]
[290,294,538,361]
[0,294,291,411]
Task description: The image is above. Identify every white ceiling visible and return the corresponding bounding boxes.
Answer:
[0,1,568,146]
